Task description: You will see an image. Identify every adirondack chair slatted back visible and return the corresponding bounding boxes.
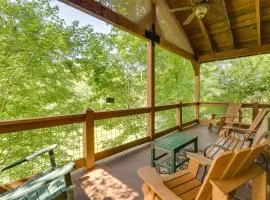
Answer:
[196,144,266,200]
[224,103,242,124]
[249,109,269,132]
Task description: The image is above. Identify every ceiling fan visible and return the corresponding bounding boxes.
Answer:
[170,0,224,25]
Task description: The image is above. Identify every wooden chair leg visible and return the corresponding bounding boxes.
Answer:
[142,183,156,200]
[252,171,267,200]
[212,184,230,200]
[208,122,213,129]
[208,114,216,129]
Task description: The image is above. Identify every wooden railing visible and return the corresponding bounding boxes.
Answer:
[199,102,270,125]
[0,102,197,171]
[0,101,268,173]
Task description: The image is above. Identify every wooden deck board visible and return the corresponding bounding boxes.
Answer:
[71,125,270,200]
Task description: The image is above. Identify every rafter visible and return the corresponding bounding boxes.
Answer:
[198,44,270,63]
[255,0,261,46]
[220,0,235,48]
[197,18,214,52]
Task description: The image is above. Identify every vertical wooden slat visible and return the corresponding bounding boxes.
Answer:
[239,109,243,123]
[83,108,95,169]
[193,62,200,123]
[147,1,156,141]
[252,102,259,121]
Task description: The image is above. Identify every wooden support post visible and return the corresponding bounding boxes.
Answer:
[252,102,259,121]
[147,1,156,141]
[176,102,183,131]
[193,62,200,123]
[83,108,95,169]
[255,0,261,46]
[239,109,243,123]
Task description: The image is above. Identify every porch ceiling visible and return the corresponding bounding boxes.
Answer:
[60,0,270,63]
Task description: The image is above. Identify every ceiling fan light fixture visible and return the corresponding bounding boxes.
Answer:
[195,5,208,18]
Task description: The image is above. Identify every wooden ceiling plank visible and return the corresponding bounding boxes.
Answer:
[198,43,270,63]
[137,12,151,28]
[59,0,195,62]
[197,18,214,53]
[158,0,195,55]
[255,0,262,46]
[220,0,236,48]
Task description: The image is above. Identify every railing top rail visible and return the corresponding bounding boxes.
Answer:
[94,107,150,120]
[200,102,270,108]
[0,101,267,135]
[155,104,178,112]
[181,102,196,107]
[0,113,85,134]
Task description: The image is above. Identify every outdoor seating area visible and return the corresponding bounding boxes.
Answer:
[70,125,270,199]
[0,0,270,199]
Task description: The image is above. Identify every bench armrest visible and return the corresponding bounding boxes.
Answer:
[0,162,75,200]
[187,153,212,166]
[138,166,180,200]
[0,144,57,172]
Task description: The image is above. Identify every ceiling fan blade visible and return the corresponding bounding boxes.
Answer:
[183,11,196,25]
[209,5,225,16]
[170,6,193,13]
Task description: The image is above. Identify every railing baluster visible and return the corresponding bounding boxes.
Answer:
[83,108,95,169]
[176,102,183,131]
[252,102,259,120]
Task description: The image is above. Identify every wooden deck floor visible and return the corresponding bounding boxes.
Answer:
[71,125,270,200]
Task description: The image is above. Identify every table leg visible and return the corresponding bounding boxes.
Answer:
[151,144,155,167]
[171,150,176,173]
[194,139,198,153]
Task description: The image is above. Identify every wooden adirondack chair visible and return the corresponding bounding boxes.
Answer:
[208,103,242,132]
[138,143,268,200]
[204,109,269,160]
[0,144,75,200]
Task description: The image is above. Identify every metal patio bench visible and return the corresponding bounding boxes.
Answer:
[0,144,75,200]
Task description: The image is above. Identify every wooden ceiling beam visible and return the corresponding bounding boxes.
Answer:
[197,18,214,52]
[220,0,235,48]
[255,0,261,46]
[197,44,270,63]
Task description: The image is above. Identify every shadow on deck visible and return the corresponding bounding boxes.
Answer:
[71,125,270,200]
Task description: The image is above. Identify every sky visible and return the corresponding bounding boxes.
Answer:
[50,0,111,34]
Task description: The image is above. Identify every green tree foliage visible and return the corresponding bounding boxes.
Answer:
[200,55,270,120]
[0,0,194,183]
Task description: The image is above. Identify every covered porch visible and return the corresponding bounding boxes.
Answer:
[70,125,270,200]
[0,0,270,199]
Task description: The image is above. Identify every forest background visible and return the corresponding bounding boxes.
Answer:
[0,0,269,183]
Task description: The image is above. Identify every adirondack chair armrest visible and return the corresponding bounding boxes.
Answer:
[223,126,254,133]
[0,144,57,173]
[187,153,212,166]
[137,166,180,200]
[210,164,265,195]
[210,113,217,119]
